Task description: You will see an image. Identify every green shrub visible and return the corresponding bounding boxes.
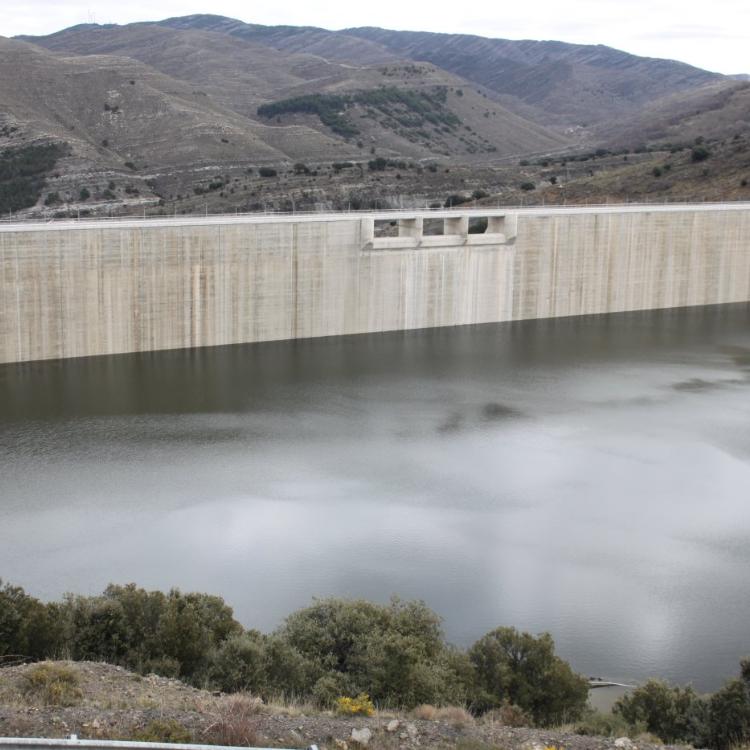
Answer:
[59,584,242,684]
[0,143,67,214]
[134,720,193,744]
[368,157,387,171]
[691,146,710,162]
[706,671,750,750]
[278,597,468,708]
[468,627,588,725]
[444,193,469,207]
[209,632,267,694]
[257,87,458,141]
[0,580,63,659]
[614,679,709,745]
[312,673,354,708]
[258,167,277,178]
[574,708,642,737]
[21,663,82,706]
[520,182,535,191]
[79,187,91,201]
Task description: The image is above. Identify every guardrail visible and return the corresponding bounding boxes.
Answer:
[0,738,317,750]
[2,200,750,228]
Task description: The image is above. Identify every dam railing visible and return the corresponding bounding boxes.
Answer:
[2,200,750,232]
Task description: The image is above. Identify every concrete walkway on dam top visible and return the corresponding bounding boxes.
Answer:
[1,201,750,233]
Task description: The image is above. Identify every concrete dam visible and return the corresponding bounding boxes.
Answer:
[1,203,749,365]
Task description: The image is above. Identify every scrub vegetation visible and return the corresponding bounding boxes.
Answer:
[257,87,460,141]
[0,579,587,724]
[2,579,749,748]
[0,142,67,214]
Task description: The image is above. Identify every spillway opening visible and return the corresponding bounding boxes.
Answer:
[423,218,444,236]
[374,219,398,238]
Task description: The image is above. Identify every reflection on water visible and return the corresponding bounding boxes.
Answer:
[2,304,750,691]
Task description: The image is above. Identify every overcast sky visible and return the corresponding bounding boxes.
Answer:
[3,0,748,75]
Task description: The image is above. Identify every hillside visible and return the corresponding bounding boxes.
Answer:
[0,660,675,750]
[4,15,748,216]
[345,28,723,128]
[598,80,750,147]
[146,15,723,129]
[16,21,568,163]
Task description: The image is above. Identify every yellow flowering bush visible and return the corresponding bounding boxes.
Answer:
[336,693,375,717]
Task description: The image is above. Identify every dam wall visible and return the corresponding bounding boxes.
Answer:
[1,204,749,364]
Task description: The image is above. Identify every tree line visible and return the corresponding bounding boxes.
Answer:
[1,579,749,746]
[0,579,586,725]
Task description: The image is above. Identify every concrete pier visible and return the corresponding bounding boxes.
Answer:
[1,204,749,365]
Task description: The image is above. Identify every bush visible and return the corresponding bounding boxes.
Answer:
[202,695,262,746]
[520,182,535,191]
[0,580,62,659]
[574,708,641,737]
[614,679,709,746]
[706,672,750,750]
[278,597,468,708]
[209,632,267,694]
[691,146,710,162]
[258,167,277,178]
[444,193,469,207]
[60,584,242,685]
[134,720,193,744]
[79,187,90,201]
[368,157,387,171]
[480,702,532,727]
[0,143,67,214]
[412,704,437,720]
[336,693,375,716]
[21,663,82,707]
[468,627,588,725]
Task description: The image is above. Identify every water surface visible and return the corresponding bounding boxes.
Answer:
[2,304,750,691]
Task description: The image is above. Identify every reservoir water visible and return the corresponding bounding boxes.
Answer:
[1,304,750,692]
